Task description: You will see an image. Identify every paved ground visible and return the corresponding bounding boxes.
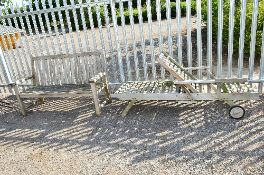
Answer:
[0,95,263,175]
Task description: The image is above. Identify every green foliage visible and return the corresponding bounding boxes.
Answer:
[0,0,12,7]
[200,0,264,55]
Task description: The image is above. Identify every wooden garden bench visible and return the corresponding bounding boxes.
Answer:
[12,51,111,116]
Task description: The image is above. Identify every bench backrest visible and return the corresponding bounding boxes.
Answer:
[31,51,105,86]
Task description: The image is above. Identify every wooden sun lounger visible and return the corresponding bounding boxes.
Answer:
[111,52,259,118]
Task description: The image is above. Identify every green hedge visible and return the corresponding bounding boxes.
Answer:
[116,0,196,25]
[200,0,264,55]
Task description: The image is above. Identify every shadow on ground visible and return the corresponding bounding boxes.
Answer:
[0,95,263,173]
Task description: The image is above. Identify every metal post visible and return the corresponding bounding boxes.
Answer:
[0,47,13,84]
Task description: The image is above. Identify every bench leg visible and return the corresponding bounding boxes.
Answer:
[91,82,101,116]
[102,75,112,103]
[122,100,136,117]
[13,85,26,116]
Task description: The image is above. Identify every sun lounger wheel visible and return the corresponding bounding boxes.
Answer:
[229,105,245,119]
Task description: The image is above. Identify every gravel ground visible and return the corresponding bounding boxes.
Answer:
[0,16,263,175]
[0,95,263,175]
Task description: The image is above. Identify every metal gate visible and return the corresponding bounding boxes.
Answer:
[0,0,263,94]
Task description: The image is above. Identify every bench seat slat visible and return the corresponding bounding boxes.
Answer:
[19,84,92,98]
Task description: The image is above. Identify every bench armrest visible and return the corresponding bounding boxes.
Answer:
[15,76,34,84]
[89,72,111,116]
[89,72,106,83]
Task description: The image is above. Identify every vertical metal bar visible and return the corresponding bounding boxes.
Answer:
[227,0,235,78]
[103,2,117,83]
[166,0,173,57]
[137,0,148,80]
[196,0,203,79]
[35,1,53,84]
[207,0,212,92]
[14,6,32,74]
[55,0,70,53]
[128,0,139,81]
[0,67,9,93]
[176,0,182,65]
[259,23,264,93]
[156,0,165,79]
[110,0,125,82]
[9,5,28,80]
[207,0,212,79]
[34,0,51,56]
[146,0,156,80]
[186,0,192,73]
[2,9,20,81]
[102,2,112,52]
[217,0,223,79]
[55,0,71,84]
[62,0,77,54]
[41,0,58,85]
[0,47,12,83]
[2,52,16,85]
[41,0,57,55]
[119,1,131,81]
[103,2,113,53]
[48,0,63,53]
[248,0,259,81]
[21,4,38,57]
[94,0,106,58]
[78,0,90,51]
[87,0,98,49]
[62,0,77,83]
[238,0,247,78]
[70,0,83,53]
[28,1,47,85]
[94,1,107,82]
[3,8,25,82]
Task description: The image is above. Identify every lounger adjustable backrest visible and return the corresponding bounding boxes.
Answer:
[157,52,198,92]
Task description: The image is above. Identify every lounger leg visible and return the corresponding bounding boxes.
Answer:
[102,74,112,103]
[91,82,101,116]
[13,84,26,116]
[122,100,136,117]
[38,97,45,105]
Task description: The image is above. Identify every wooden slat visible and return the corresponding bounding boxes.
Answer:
[20,91,92,98]
[20,84,91,98]
[112,92,259,101]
